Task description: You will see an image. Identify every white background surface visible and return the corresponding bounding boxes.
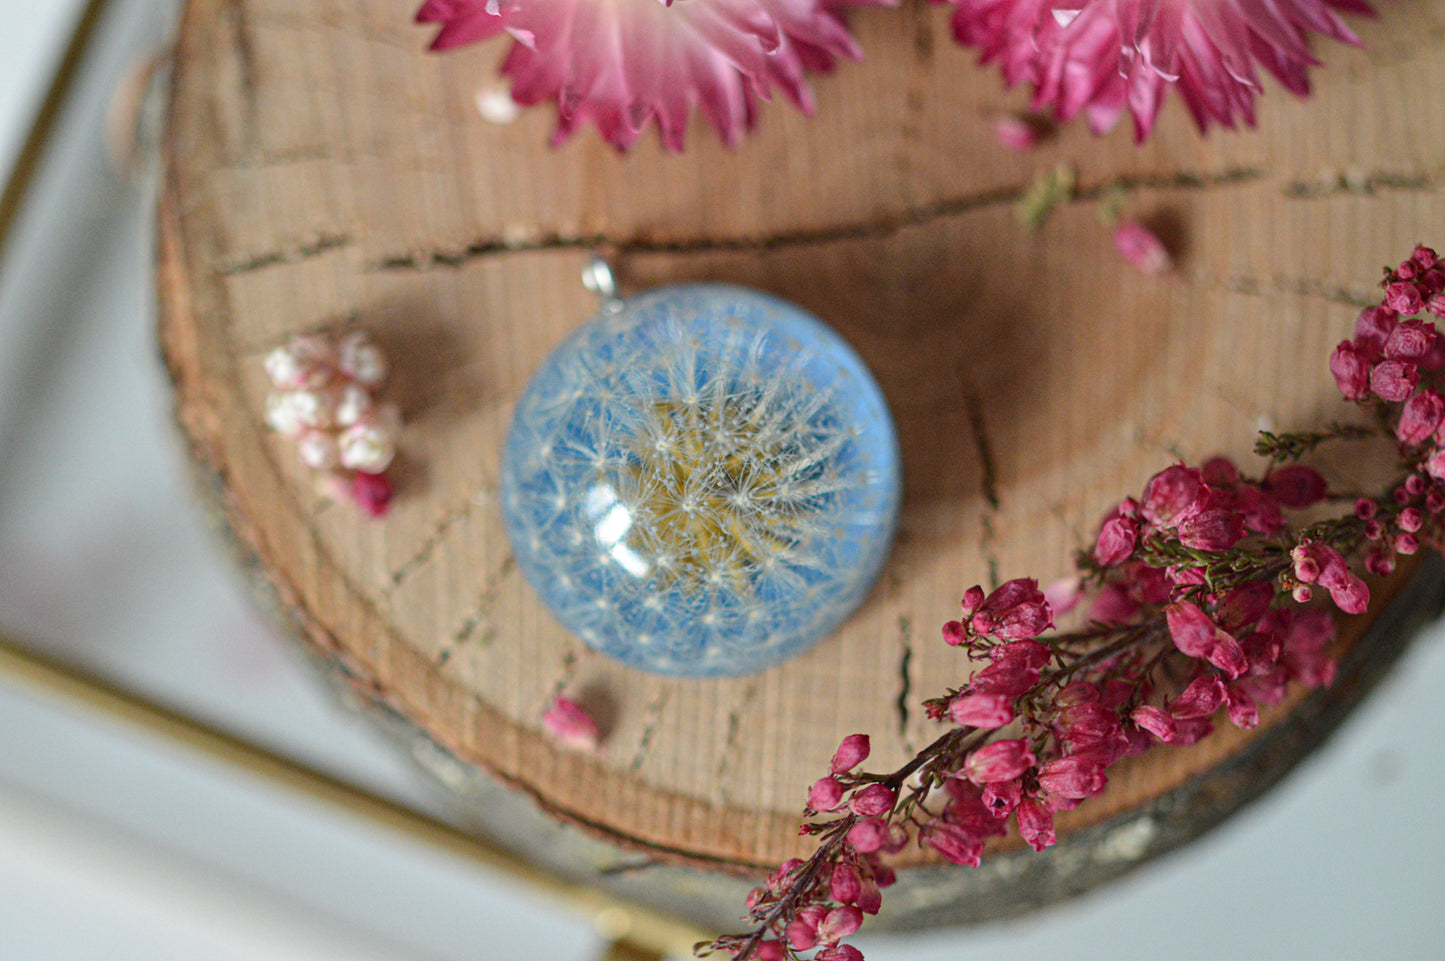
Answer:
[0,2,1442,959]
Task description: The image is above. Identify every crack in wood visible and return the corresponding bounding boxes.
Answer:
[388,495,483,591]
[712,685,757,805]
[357,167,1266,273]
[215,232,353,276]
[437,553,516,664]
[1283,168,1443,199]
[1217,275,1379,309]
[963,386,1003,588]
[895,616,914,751]
[629,689,673,773]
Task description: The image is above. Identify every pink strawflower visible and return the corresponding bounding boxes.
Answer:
[542,695,602,750]
[846,817,889,852]
[945,0,1372,142]
[415,0,889,151]
[1113,221,1172,275]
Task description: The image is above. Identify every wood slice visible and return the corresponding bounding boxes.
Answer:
[157,0,1445,928]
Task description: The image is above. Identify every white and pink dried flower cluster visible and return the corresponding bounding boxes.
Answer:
[263,330,400,515]
[417,0,1373,150]
[705,250,1444,961]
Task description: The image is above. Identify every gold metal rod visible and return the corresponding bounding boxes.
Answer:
[0,632,706,959]
[0,0,117,260]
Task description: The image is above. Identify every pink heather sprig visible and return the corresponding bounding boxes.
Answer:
[699,246,1445,961]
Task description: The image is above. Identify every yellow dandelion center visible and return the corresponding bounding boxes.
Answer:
[617,395,822,589]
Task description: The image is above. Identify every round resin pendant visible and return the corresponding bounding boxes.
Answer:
[501,280,901,677]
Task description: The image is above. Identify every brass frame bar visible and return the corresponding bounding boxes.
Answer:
[0,633,700,959]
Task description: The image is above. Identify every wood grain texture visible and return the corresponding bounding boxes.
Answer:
[158,0,1445,889]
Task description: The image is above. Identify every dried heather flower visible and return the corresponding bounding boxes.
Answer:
[415,0,892,151]
[542,695,603,751]
[1113,221,1172,275]
[946,0,1372,141]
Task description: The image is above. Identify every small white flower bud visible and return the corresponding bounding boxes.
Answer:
[264,392,306,437]
[339,421,395,474]
[337,330,386,387]
[291,387,342,429]
[334,383,373,427]
[296,429,340,469]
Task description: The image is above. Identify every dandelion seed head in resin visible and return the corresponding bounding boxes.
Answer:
[502,284,901,677]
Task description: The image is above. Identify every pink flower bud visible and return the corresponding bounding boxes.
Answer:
[541,696,601,751]
[1292,584,1313,603]
[350,470,394,517]
[1397,389,1445,445]
[817,906,863,943]
[1131,705,1177,742]
[949,692,1015,729]
[816,946,865,961]
[1176,504,1246,551]
[1141,465,1207,526]
[849,784,897,818]
[1330,342,1371,399]
[1366,550,1396,577]
[920,821,984,866]
[1414,245,1439,270]
[1093,513,1139,567]
[1396,532,1419,555]
[980,778,1021,818]
[752,940,785,961]
[829,863,863,905]
[1385,319,1440,361]
[1226,685,1259,729]
[1037,755,1108,800]
[969,659,1040,697]
[1354,306,1398,358]
[786,919,819,951]
[1263,465,1328,508]
[993,114,1040,151]
[942,620,968,646]
[959,586,987,618]
[1407,473,1428,496]
[964,739,1036,784]
[1385,281,1424,315]
[1399,507,1424,532]
[1355,497,1378,520]
[1217,582,1274,631]
[1371,359,1420,402]
[807,776,845,811]
[1165,601,1225,661]
[976,579,1054,639]
[846,817,888,853]
[1017,798,1056,851]
[1169,674,1227,719]
[1113,220,1172,275]
[831,734,870,773]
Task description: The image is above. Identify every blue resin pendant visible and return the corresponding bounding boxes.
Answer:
[501,270,901,677]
